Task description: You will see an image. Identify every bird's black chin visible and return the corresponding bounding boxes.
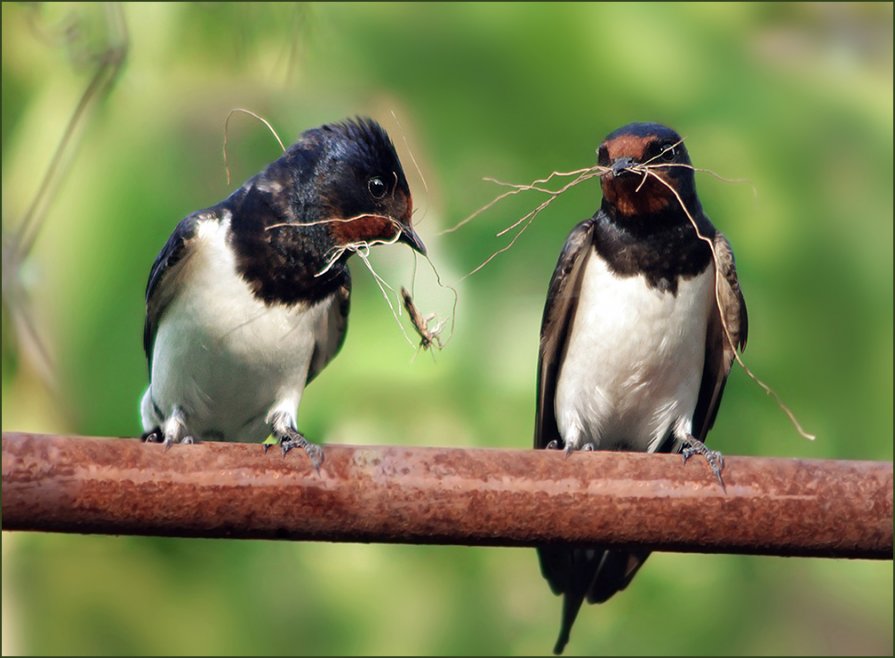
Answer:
[398,225,427,256]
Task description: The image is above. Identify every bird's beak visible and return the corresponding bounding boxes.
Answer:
[398,225,427,256]
[611,156,636,177]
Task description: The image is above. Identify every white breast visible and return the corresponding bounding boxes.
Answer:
[148,216,329,441]
[554,251,715,452]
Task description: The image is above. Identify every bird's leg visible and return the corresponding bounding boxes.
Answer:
[268,410,324,470]
[680,434,725,488]
[545,439,564,450]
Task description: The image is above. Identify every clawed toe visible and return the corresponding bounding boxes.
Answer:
[141,429,161,443]
[145,432,196,449]
[681,436,726,489]
[268,411,324,470]
[304,443,324,470]
[279,436,324,470]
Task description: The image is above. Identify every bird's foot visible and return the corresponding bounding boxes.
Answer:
[280,434,324,467]
[142,427,195,449]
[269,411,324,470]
[681,435,725,489]
[546,439,595,455]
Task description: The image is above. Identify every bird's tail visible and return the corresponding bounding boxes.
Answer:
[540,545,601,655]
[553,586,587,654]
[541,547,652,654]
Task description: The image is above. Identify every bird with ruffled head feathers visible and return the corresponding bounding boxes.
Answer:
[141,116,426,467]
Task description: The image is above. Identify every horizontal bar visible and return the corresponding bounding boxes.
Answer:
[2,432,891,559]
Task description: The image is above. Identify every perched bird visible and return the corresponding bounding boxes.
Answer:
[534,122,747,654]
[141,117,425,467]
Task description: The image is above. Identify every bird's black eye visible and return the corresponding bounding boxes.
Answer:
[646,141,676,162]
[367,176,387,199]
[597,145,609,165]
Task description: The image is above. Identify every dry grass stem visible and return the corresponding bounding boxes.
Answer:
[439,166,598,236]
[267,215,456,351]
[634,165,815,441]
[223,108,287,186]
[458,167,607,280]
[410,250,460,348]
[646,163,759,199]
[390,109,429,195]
[318,228,417,349]
[265,213,389,232]
[493,169,605,238]
[355,247,418,350]
[267,214,458,350]
[315,221,402,276]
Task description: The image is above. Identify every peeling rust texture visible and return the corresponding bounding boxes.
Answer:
[1,432,891,559]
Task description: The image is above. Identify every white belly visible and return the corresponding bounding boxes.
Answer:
[146,217,326,441]
[555,251,715,452]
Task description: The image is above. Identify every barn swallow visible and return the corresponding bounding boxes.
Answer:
[140,117,425,467]
[534,122,748,654]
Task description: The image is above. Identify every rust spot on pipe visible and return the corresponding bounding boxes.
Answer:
[1,432,891,559]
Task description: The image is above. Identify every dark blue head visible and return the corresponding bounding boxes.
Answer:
[597,122,698,218]
[281,116,424,253]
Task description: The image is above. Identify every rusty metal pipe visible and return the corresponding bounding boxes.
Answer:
[2,432,891,559]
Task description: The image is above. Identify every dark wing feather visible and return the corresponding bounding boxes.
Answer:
[534,219,596,450]
[143,211,208,366]
[692,231,748,441]
[306,278,351,384]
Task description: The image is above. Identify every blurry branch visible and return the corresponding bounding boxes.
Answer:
[12,3,129,258]
[2,3,128,386]
[2,432,891,560]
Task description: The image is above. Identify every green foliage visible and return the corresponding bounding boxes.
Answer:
[2,2,892,655]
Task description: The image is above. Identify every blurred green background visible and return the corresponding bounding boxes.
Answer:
[2,2,892,655]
